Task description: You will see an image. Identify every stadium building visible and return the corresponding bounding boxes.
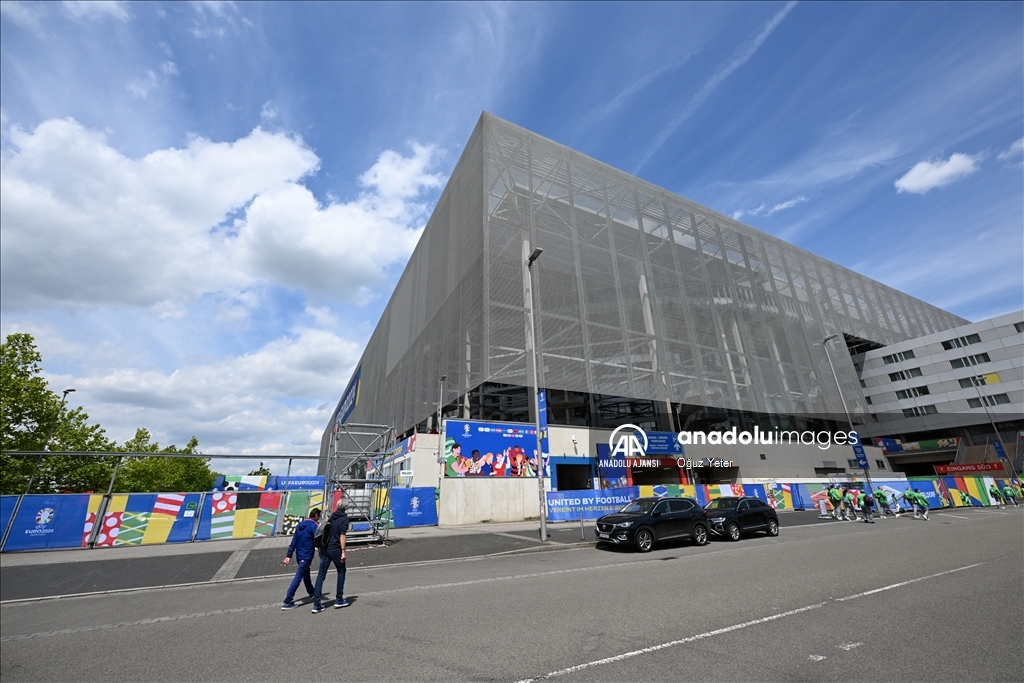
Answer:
[319,113,1012,523]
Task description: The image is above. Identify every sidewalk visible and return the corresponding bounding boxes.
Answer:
[0,519,561,568]
[0,520,595,602]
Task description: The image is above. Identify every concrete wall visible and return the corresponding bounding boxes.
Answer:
[439,477,543,525]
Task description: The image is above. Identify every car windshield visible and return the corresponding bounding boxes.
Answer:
[704,498,739,510]
[618,499,656,514]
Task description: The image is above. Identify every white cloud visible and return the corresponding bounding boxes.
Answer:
[634,1,798,173]
[734,195,808,220]
[0,117,442,311]
[126,69,159,98]
[260,101,278,121]
[894,152,982,194]
[997,138,1023,165]
[0,1,47,31]
[189,0,248,38]
[42,326,361,458]
[61,1,130,22]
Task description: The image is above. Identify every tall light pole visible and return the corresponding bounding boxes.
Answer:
[819,335,875,495]
[525,243,547,542]
[27,388,76,493]
[968,375,1021,482]
[436,375,447,488]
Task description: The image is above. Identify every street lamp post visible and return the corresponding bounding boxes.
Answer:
[525,243,547,542]
[26,388,76,495]
[968,376,1021,483]
[819,335,875,496]
[436,375,447,489]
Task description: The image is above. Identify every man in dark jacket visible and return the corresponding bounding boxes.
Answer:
[312,500,350,613]
[281,507,321,610]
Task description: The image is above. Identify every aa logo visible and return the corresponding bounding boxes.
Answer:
[609,424,648,458]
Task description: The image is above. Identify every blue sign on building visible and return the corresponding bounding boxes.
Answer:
[851,432,869,469]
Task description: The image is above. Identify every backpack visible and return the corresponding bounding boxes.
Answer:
[864,494,874,507]
[313,518,332,552]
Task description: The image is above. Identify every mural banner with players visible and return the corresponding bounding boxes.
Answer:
[443,419,548,478]
[391,487,438,527]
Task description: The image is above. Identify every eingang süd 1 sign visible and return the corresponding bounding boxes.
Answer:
[443,419,549,477]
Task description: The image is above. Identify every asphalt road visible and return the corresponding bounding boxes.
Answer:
[1,507,1020,682]
[0,510,832,601]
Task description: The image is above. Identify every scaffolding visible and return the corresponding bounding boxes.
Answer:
[324,422,394,544]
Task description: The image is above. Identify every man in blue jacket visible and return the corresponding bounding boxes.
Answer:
[312,500,350,614]
[281,507,321,610]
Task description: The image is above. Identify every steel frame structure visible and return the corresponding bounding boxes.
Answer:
[324,422,395,544]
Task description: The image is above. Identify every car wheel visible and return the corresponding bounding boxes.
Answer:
[635,528,654,553]
[766,518,779,536]
[692,524,709,546]
[726,521,741,542]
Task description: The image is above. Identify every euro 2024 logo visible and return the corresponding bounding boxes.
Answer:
[36,507,55,524]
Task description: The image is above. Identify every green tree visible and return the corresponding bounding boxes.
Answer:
[1,333,114,494]
[248,461,272,477]
[114,429,215,493]
[1,333,215,494]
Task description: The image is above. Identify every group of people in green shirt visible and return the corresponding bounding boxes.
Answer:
[825,484,887,523]
[825,480,1021,521]
[826,483,929,522]
[987,482,1021,509]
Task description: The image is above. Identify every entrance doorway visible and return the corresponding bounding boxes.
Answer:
[555,464,592,490]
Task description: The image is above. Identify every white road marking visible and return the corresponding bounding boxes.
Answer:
[837,642,862,651]
[808,655,826,661]
[834,563,982,602]
[517,560,993,682]
[516,603,829,682]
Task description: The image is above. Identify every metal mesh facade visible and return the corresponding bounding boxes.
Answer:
[330,113,967,439]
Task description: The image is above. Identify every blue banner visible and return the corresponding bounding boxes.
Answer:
[444,419,546,477]
[391,487,438,527]
[3,494,91,551]
[596,443,629,488]
[740,484,769,502]
[334,364,362,426]
[852,433,869,468]
[546,487,640,521]
[645,431,684,455]
[269,476,325,490]
[538,389,549,457]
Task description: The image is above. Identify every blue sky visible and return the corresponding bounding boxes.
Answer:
[1,1,1021,474]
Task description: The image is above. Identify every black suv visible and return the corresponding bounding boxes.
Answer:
[704,496,779,541]
[595,497,710,552]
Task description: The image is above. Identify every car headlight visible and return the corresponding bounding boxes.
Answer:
[710,517,726,523]
[614,521,633,528]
